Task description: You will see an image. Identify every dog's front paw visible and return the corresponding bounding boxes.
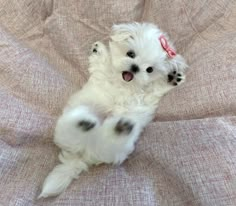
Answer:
[91,42,99,53]
[91,41,106,55]
[168,70,185,86]
[114,119,134,135]
[89,41,108,66]
[78,120,96,131]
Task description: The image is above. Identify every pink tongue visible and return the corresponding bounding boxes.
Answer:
[122,71,134,82]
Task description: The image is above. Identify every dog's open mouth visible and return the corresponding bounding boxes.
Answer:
[122,71,134,82]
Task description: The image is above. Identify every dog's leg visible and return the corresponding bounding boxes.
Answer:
[94,116,142,165]
[88,41,109,72]
[167,54,187,86]
[38,151,88,198]
[54,106,100,153]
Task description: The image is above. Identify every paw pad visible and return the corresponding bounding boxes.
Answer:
[92,43,98,53]
[91,42,102,54]
[78,120,96,131]
[168,70,184,86]
[115,119,134,135]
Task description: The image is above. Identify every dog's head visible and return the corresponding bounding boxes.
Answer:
[109,22,188,86]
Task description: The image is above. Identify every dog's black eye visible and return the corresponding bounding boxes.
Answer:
[146,67,153,73]
[126,50,135,58]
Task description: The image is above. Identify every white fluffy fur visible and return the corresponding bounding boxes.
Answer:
[39,22,188,198]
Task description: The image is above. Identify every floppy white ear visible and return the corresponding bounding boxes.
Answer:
[168,54,188,72]
[111,23,136,42]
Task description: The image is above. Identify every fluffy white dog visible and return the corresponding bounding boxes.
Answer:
[39,22,188,198]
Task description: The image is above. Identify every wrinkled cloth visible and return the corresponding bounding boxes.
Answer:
[0,0,236,205]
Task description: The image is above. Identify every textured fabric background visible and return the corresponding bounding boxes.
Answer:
[0,0,236,205]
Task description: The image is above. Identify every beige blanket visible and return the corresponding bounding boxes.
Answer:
[0,0,236,205]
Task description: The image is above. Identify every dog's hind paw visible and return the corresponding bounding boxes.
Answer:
[114,119,134,135]
[78,120,96,131]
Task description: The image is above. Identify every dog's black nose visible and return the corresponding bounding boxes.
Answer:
[130,64,139,73]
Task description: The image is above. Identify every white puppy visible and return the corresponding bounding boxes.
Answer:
[39,22,188,198]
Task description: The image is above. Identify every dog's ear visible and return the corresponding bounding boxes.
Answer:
[111,23,136,42]
[158,34,188,72]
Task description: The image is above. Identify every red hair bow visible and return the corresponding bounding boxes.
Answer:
[159,35,176,58]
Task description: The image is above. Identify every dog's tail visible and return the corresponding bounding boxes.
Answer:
[38,154,88,199]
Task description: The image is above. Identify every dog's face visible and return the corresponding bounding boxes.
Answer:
[109,23,187,86]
